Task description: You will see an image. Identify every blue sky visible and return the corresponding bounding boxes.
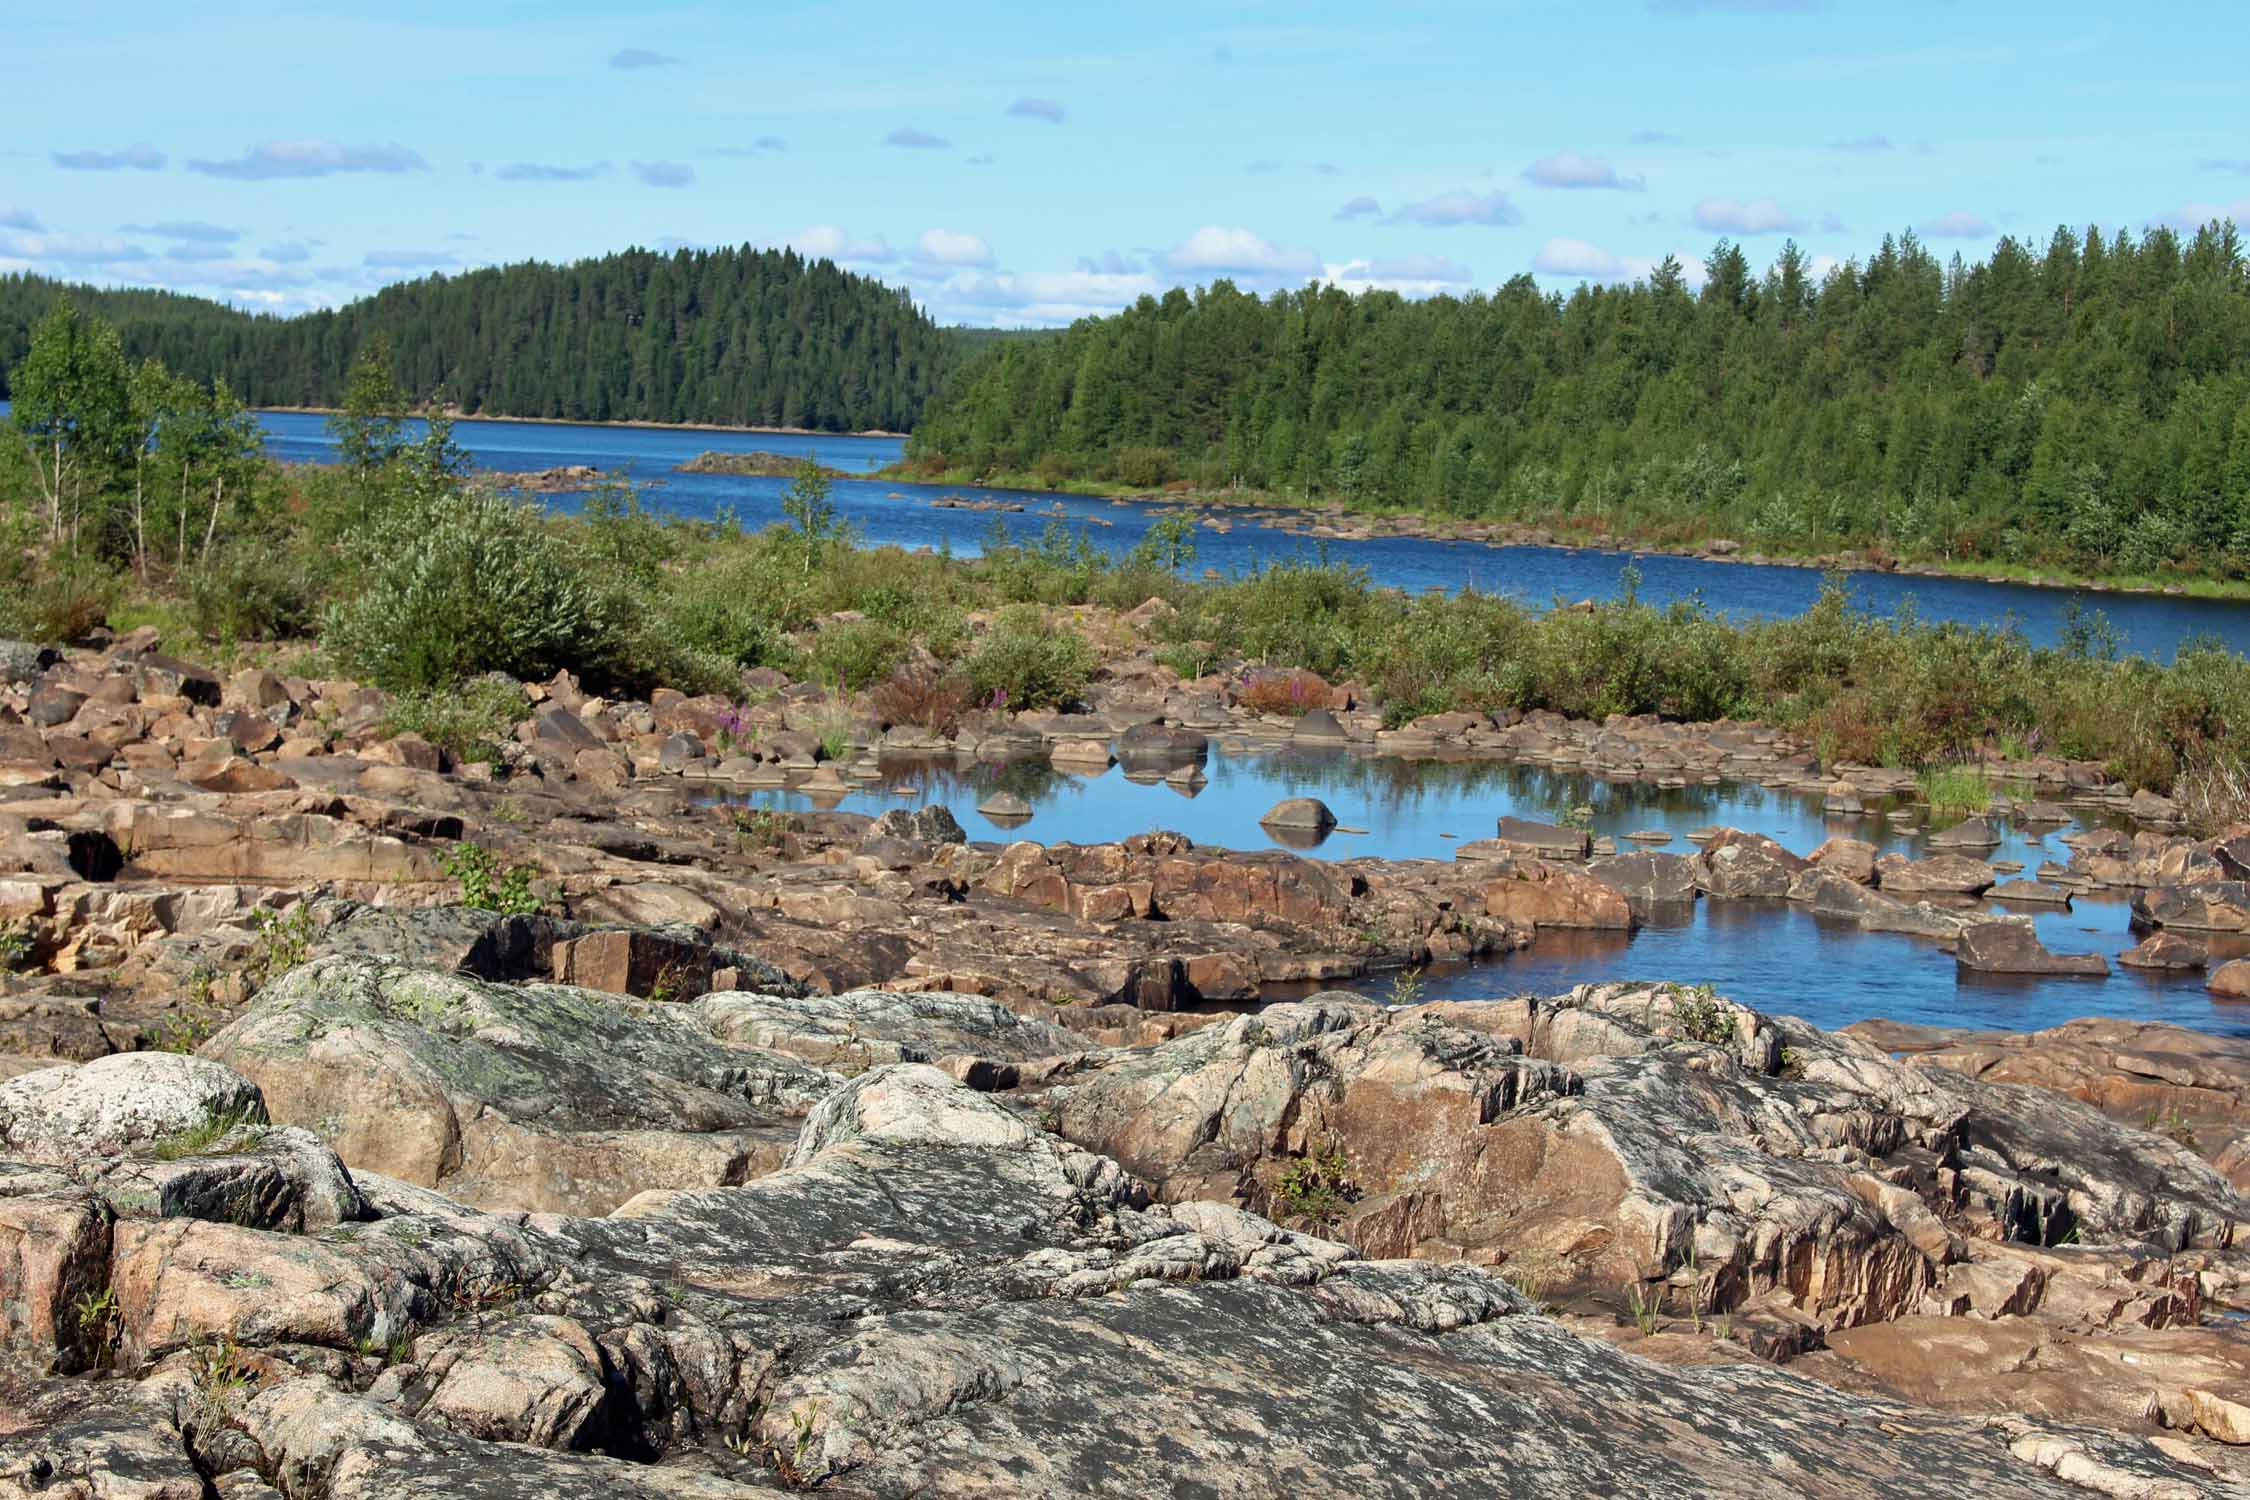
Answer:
[4,0,2246,326]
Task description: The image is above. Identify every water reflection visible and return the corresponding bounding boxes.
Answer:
[694,741,2247,1038]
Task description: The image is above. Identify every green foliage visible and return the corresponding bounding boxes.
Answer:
[4,246,954,432]
[322,488,631,692]
[378,675,527,765]
[1385,966,1424,1008]
[781,457,844,557]
[183,539,323,644]
[71,1285,119,1367]
[808,619,907,692]
[245,906,316,993]
[1626,1281,1666,1336]
[1270,1136,1358,1228]
[1918,765,1994,819]
[439,841,546,915]
[1129,509,1199,572]
[0,920,33,972]
[912,222,2250,582]
[960,605,1095,711]
[152,1105,266,1161]
[1666,983,1735,1047]
[0,549,115,642]
[727,807,792,854]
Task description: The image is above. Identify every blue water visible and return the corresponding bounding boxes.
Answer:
[699,743,2249,1038]
[242,410,2250,662]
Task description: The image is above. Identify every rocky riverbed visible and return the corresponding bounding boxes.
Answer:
[4,630,2250,1493]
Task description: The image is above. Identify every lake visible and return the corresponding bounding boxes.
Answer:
[695,741,2247,1039]
[246,410,2250,662]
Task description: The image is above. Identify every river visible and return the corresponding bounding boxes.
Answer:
[244,411,2250,662]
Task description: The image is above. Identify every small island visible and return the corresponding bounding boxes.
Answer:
[676,450,851,478]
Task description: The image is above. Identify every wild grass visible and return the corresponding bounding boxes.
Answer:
[1918,766,1994,820]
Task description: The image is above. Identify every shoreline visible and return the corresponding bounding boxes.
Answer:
[256,405,907,440]
[880,465,2250,605]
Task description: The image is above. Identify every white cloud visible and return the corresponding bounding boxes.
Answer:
[0,203,41,231]
[1917,210,1992,238]
[787,224,897,264]
[2204,159,2250,175]
[884,127,950,149]
[1159,225,1321,278]
[1691,196,1808,234]
[1531,237,1626,278]
[1522,150,1643,191]
[120,220,238,242]
[915,228,996,267]
[1006,97,1065,124]
[1074,249,1144,275]
[1825,135,1895,153]
[1321,254,1474,296]
[1629,129,1682,145]
[1385,190,1522,227]
[2148,197,2250,231]
[187,139,429,180]
[610,48,678,69]
[498,162,610,182]
[920,267,1160,326]
[363,249,455,269]
[52,143,166,171]
[0,227,151,265]
[260,240,315,263]
[1333,196,1381,222]
[632,160,694,188]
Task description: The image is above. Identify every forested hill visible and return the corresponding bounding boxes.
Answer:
[911,223,2250,576]
[0,246,956,432]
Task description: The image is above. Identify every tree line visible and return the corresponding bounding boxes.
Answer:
[1,244,959,432]
[909,223,2250,578]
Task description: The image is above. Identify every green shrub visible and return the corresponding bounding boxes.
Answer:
[961,606,1095,711]
[438,841,546,915]
[0,550,117,643]
[185,540,322,643]
[378,675,527,765]
[809,619,909,692]
[322,489,630,692]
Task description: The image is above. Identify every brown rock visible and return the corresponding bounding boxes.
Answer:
[2120,933,2208,971]
[1809,838,1877,884]
[1480,860,1635,930]
[1955,920,2108,977]
[2211,959,2250,999]
[1875,853,1997,896]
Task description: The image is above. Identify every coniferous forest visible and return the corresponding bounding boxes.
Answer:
[910,224,2250,577]
[0,245,953,432]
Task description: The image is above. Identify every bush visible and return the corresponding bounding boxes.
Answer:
[323,489,630,692]
[0,550,117,643]
[960,605,1095,711]
[809,619,908,692]
[378,675,527,765]
[1237,668,1333,716]
[185,541,322,643]
[869,662,973,735]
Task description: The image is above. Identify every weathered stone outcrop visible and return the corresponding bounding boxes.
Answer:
[3,1061,2232,1498]
[202,957,837,1213]
[1041,986,2247,1336]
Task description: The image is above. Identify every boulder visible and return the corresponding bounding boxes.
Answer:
[1874,853,1997,896]
[1956,920,2109,977]
[2133,882,2250,933]
[692,987,1083,1073]
[1928,816,2002,850]
[1585,850,1699,912]
[0,640,58,687]
[1787,869,1972,940]
[1808,837,1877,884]
[202,956,837,1213]
[1259,797,1337,832]
[0,1052,262,1160]
[1479,860,1635,930]
[867,805,967,845]
[2119,932,2208,971]
[1490,816,1591,861]
[978,790,1033,821]
[1291,708,1347,740]
[1695,829,1807,898]
[2211,960,2250,1000]
[1989,879,2073,906]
